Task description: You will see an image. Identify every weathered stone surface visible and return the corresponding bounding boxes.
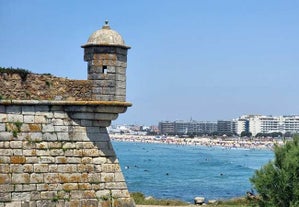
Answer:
[24,115,35,123]
[0,123,5,132]
[0,149,13,156]
[6,106,22,114]
[0,184,13,192]
[12,192,31,201]
[0,73,93,101]
[34,115,47,124]
[0,132,13,141]
[0,106,5,113]
[7,114,23,122]
[0,174,11,184]
[11,173,30,183]
[0,21,134,206]
[10,141,23,149]
[30,173,44,183]
[0,165,10,173]
[22,106,35,114]
[0,192,11,202]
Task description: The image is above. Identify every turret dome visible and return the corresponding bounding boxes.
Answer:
[82,21,130,48]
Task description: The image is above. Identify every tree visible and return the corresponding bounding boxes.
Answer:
[240,131,252,137]
[284,132,293,138]
[255,133,266,138]
[250,134,299,207]
[270,132,283,138]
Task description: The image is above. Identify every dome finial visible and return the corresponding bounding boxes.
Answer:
[102,20,110,29]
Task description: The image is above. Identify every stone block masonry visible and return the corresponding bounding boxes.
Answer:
[84,46,128,102]
[0,100,134,207]
[0,73,93,101]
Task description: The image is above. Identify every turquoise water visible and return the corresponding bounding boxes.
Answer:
[112,141,274,202]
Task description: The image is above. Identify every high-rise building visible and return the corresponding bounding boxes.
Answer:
[217,120,235,135]
[196,122,218,134]
[158,121,176,135]
[235,115,299,136]
[235,115,250,135]
[175,120,191,134]
[158,120,217,135]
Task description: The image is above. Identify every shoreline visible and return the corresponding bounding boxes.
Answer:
[111,134,272,205]
[110,134,284,150]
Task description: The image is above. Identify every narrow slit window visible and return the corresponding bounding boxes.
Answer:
[102,65,108,74]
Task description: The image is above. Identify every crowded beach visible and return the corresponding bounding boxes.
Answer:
[110,134,284,150]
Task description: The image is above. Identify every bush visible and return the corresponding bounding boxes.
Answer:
[130,192,145,204]
[250,134,299,207]
[130,192,188,206]
[217,197,256,206]
[0,66,31,81]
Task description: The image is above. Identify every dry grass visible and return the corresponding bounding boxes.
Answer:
[132,193,257,207]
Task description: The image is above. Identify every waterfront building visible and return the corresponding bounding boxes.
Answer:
[174,120,191,134]
[283,116,299,133]
[158,120,217,135]
[236,115,299,136]
[196,121,218,134]
[217,120,236,135]
[158,121,176,135]
[159,114,299,137]
[235,115,250,135]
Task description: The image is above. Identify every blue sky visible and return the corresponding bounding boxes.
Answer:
[1,0,298,125]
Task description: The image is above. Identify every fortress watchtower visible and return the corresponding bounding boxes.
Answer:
[82,21,130,102]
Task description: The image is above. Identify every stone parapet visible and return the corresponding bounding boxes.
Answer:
[0,73,93,101]
[0,100,131,107]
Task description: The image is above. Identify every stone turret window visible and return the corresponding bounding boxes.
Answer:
[102,65,108,74]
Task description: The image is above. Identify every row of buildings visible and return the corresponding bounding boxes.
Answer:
[236,115,299,136]
[158,120,233,136]
[158,115,299,136]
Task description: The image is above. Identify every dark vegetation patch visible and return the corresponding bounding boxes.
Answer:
[0,66,32,81]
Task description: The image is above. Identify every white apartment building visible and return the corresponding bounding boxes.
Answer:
[282,116,299,134]
[235,115,250,135]
[236,115,299,136]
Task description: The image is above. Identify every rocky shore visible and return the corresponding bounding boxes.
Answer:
[110,134,283,150]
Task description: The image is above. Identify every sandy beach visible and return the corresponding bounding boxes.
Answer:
[110,134,283,150]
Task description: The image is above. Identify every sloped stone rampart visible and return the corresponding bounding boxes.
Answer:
[0,102,134,207]
[0,73,93,101]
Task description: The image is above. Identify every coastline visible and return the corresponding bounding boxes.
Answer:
[110,134,283,150]
[111,135,274,205]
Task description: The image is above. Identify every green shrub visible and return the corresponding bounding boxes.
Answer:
[250,134,299,207]
[217,197,257,207]
[130,192,188,206]
[14,121,23,131]
[45,80,52,87]
[130,192,145,204]
[0,66,31,81]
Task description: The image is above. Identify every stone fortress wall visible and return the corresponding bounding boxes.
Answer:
[0,102,133,207]
[0,21,134,207]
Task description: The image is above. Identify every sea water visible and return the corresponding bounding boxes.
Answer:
[112,141,274,203]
